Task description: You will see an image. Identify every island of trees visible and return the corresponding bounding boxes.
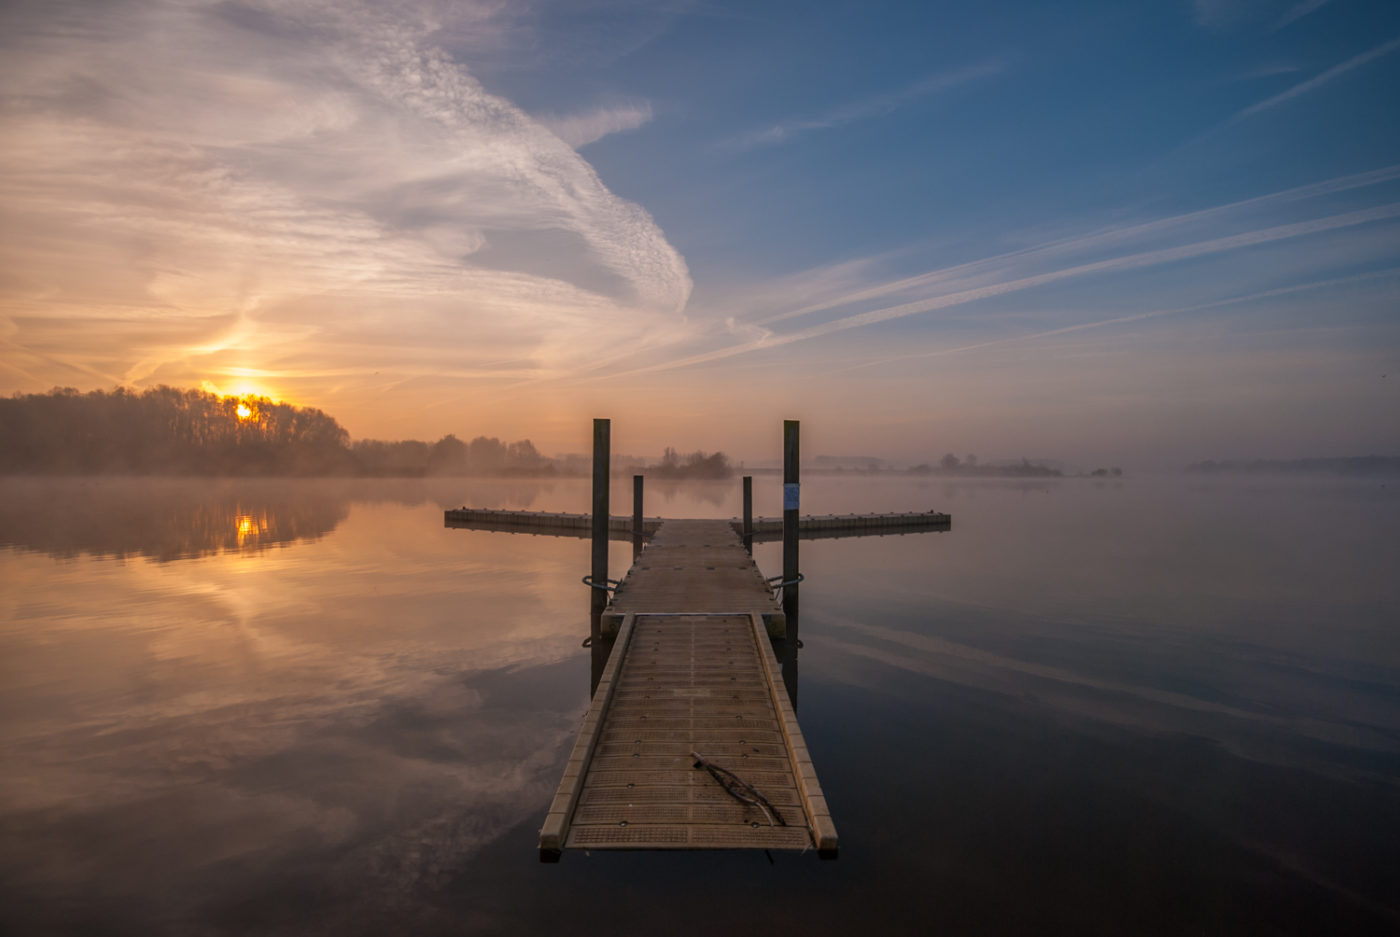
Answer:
[0,387,734,479]
[907,454,1073,478]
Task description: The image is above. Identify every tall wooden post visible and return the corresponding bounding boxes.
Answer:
[742,475,753,553]
[782,421,799,587]
[591,419,610,637]
[781,420,800,710]
[632,474,644,559]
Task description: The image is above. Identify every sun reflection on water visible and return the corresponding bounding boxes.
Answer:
[235,512,266,545]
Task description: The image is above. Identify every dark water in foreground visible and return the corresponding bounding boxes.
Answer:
[1,475,1397,935]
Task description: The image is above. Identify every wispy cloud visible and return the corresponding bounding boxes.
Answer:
[591,171,1400,379]
[0,0,691,404]
[541,102,654,148]
[841,268,1400,372]
[760,165,1400,326]
[1230,34,1400,123]
[722,59,1003,151]
[1231,63,1302,81]
[1275,0,1333,29]
[755,203,1400,343]
[1192,0,1252,29]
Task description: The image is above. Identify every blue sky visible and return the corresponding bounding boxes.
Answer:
[1,0,1397,466]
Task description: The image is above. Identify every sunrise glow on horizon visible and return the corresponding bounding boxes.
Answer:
[2,0,1397,468]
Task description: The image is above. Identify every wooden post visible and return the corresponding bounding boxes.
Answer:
[742,475,753,553]
[782,420,799,586]
[591,419,610,640]
[632,474,644,558]
[781,420,800,710]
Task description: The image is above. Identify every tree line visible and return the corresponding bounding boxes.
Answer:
[0,387,732,478]
[908,454,1066,478]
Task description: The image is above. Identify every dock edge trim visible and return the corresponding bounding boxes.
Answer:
[748,612,839,858]
[538,612,637,861]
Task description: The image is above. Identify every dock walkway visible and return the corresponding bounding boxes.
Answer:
[444,506,949,541]
[538,519,836,859]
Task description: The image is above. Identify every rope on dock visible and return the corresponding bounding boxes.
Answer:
[691,751,786,828]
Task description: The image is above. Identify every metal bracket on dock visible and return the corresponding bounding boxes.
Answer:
[581,574,622,592]
[766,572,804,599]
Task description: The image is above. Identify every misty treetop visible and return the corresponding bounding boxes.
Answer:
[350,435,550,477]
[644,447,733,480]
[907,454,1065,478]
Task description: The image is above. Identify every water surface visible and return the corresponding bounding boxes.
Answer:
[1,475,1397,935]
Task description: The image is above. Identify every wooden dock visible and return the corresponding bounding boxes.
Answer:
[538,519,837,860]
[443,507,665,540]
[444,506,949,541]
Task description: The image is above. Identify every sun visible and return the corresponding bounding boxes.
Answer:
[236,402,254,421]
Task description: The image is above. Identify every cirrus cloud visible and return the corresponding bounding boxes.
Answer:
[0,0,691,402]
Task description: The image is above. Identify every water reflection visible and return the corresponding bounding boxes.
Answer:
[0,479,598,936]
[1,475,1397,935]
[0,477,349,561]
[0,477,583,562]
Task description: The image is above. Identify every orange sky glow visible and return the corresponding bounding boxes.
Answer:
[2,0,1397,469]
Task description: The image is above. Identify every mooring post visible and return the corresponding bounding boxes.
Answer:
[782,421,799,587]
[782,421,801,706]
[591,419,610,641]
[781,421,800,709]
[632,474,644,558]
[742,475,753,553]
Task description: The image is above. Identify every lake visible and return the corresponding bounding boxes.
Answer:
[1,474,1397,935]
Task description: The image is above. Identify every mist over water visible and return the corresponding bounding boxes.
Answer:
[1,475,1397,935]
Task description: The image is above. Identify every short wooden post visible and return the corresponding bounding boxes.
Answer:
[590,419,610,641]
[742,475,753,553]
[632,474,644,558]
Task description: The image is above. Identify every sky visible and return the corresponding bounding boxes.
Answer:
[1,0,1398,468]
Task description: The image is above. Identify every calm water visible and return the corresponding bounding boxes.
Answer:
[1,475,1397,935]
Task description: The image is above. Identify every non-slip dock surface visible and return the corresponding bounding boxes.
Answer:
[539,519,836,858]
[566,613,814,850]
[609,519,779,617]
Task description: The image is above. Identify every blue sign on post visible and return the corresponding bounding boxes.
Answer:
[783,483,800,511]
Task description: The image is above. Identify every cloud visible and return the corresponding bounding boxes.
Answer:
[1230,34,1400,123]
[1275,0,1332,29]
[842,267,1400,372]
[723,59,1003,151]
[759,164,1400,327]
[756,203,1400,343]
[541,102,654,148]
[0,0,691,400]
[593,169,1400,378]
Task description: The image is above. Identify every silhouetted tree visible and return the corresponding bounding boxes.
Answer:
[647,448,732,480]
[428,435,469,475]
[466,436,507,474]
[0,386,351,475]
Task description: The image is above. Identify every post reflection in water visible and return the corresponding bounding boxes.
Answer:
[589,629,615,698]
[778,584,799,711]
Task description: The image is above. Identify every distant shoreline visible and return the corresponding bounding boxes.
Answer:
[1185,456,1400,477]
